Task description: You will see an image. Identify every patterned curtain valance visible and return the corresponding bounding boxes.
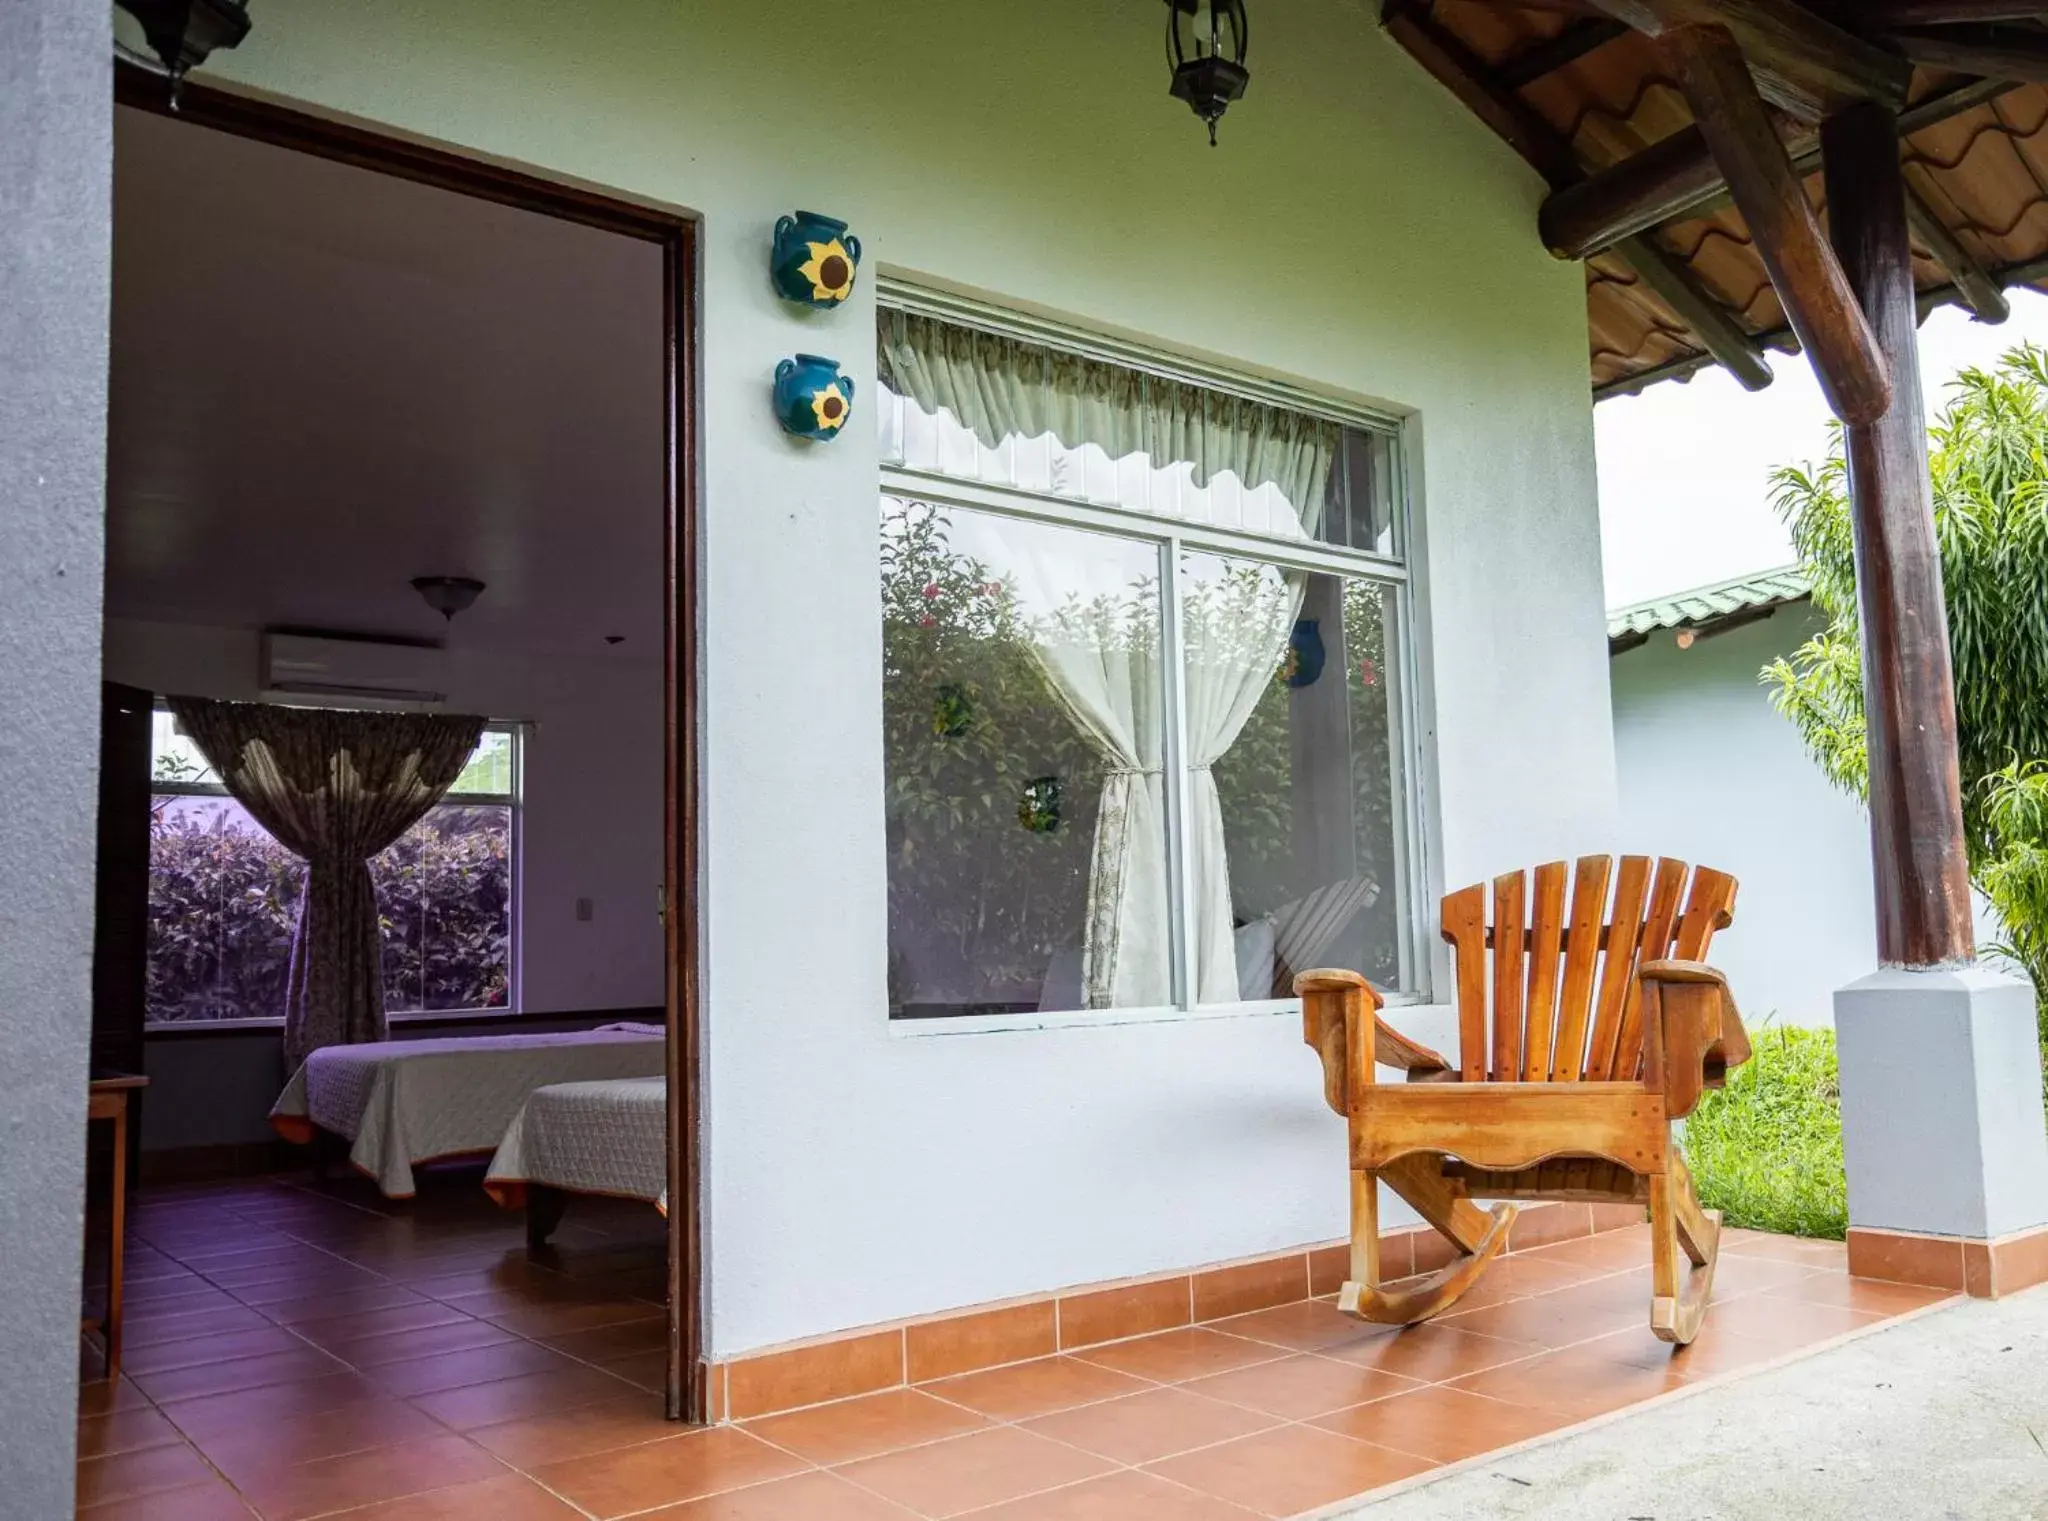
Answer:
[878,309,1339,524]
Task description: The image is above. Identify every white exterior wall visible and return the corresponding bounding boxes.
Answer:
[210,0,1614,1357]
[1611,609,1877,1027]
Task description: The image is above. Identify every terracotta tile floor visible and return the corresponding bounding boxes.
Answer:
[78,1174,1954,1520]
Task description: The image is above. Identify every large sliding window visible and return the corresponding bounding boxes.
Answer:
[878,302,1422,1022]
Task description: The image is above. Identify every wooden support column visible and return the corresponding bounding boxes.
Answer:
[1665,23,1890,424]
[1823,102,1977,966]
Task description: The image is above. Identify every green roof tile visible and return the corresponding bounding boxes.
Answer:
[1607,565,1811,641]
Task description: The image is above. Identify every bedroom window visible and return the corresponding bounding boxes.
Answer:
[145,714,521,1025]
[877,304,1421,1022]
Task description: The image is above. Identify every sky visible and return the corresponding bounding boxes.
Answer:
[1595,288,2048,610]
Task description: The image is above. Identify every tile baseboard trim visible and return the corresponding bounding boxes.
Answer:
[1847,1222,2048,1297]
[709,1199,1639,1422]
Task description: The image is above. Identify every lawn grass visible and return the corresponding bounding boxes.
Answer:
[1685,1024,1847,1241]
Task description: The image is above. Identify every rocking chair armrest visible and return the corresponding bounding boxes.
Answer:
[1640,959,1751,1118]
[1296,969,1454,1115]
[1376,1018,1454,1080]
[1296,969,1451,1115]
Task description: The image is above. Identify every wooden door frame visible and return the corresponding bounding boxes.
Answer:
[111,65,707,1422]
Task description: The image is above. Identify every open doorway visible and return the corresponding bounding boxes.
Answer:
[82,72,703,1452]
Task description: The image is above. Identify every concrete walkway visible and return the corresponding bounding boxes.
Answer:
[1333,1288,2048,1520]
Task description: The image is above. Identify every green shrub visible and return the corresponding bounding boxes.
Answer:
[1685,1025,1846,1241]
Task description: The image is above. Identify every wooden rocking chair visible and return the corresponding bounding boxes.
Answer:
[1298,855,1751,1345]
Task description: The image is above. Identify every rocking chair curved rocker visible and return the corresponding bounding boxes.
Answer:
[1299,855,1751,1346]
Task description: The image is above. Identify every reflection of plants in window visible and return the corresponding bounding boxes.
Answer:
[881,499,1405,1004]
[1344,578,1398,978]
[1187,561,1299,892]
[881,499,1119,1011]
[1205,572,1398,984]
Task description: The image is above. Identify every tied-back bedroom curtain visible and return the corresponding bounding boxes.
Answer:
[169,699,487,1069]
[881,308,1338,1007]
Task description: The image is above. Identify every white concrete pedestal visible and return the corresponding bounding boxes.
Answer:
[1835,965,2048,1240]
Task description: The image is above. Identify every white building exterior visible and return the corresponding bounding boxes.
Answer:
[159,0,1615,1362]
[1609,574,1875,1029]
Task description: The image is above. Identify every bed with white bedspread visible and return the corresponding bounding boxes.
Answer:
[270,1025,665,1198]
[484,1075,667,1215]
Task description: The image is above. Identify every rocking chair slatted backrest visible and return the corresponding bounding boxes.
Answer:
[1441,855,1737,1084]
[1584,854,1651,1080]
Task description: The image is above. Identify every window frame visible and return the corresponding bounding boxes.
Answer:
[144,709,526,1030]
[877,291,1434,1028]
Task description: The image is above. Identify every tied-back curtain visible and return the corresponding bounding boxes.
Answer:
[1028,601,1171,1011]
[168,699,487,1069]
[1182,562,1311,1003]
[878,310,1341,515]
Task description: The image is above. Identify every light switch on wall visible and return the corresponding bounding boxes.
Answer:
[575,897,594,922]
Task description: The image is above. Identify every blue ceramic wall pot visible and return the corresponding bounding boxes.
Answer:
[774,354,855,441]
[771,211,862,307]
[1283,618,1327,688]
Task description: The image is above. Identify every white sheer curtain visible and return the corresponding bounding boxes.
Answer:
[883,310,1338,1009]
[946,509,1171,1010]
[1032,602,1172,1010]
[1181,559,1310,1003]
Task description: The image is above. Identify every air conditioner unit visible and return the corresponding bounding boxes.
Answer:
[260,632,449,706]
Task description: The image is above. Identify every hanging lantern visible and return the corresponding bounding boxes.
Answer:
[117,0,252,104]
[1165,0,1250,147]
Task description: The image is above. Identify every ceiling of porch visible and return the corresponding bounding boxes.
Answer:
[1386,2,2048,398]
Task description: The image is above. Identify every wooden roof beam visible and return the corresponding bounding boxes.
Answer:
[1380,1,1772,389]
[1614,233,1777,388]
[1885,24,2048,82]
[1511,0,1661,25]
[1595,246,2048,399]
[1865,2,2048,23]
[1595,0,1913,120]
[1538,76,2016,259]
[1663,22,1889,422]
[1904,183,2010,321]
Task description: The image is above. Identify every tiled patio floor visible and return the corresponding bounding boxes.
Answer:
[78,1173,1954,1520]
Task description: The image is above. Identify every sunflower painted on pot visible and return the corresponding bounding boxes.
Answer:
[773,354,856,441]
[771,211,862,307]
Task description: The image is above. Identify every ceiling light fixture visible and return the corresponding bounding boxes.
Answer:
[1165,0,1250,147]
[115,0,252,107]
[411,576,486,623]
